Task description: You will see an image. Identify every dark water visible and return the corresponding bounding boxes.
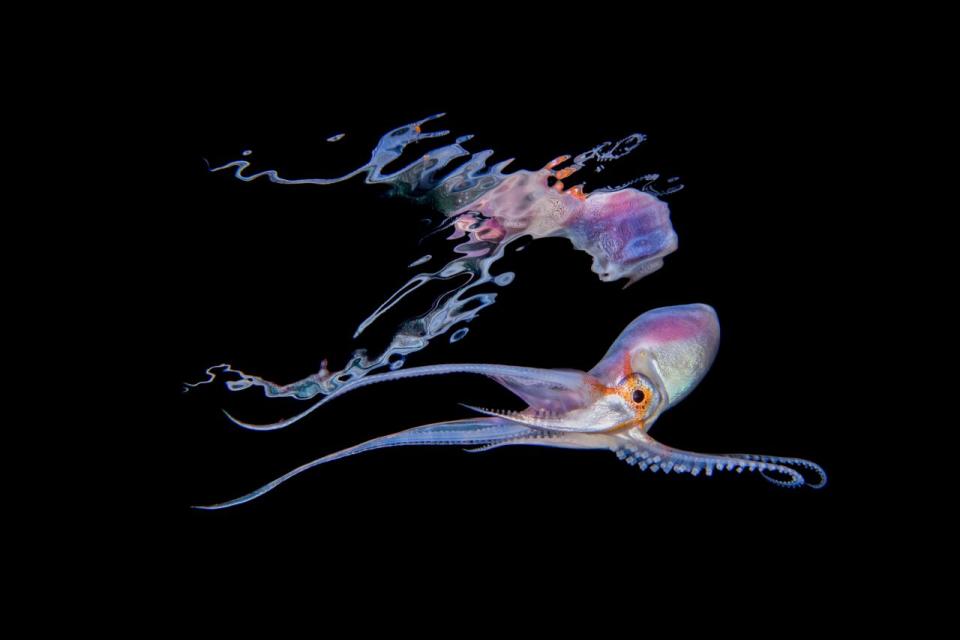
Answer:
[137,70,865,594]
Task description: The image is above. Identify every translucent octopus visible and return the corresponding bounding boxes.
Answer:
[189,113,681,402]
[196,304,826,509]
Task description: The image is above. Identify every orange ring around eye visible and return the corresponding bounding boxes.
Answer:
[616,377,651,417]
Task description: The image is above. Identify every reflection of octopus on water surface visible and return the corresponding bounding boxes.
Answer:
[188,113,683,404]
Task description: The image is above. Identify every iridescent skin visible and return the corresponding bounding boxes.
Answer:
[196,304,825,509]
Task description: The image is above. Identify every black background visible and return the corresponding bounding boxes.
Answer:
[132,47,872,598]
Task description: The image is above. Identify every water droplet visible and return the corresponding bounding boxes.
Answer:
[455,135,474,144]
[389,356,406,370]
[450,328,469,343]
[327,133,345,142]
[241,149,252,156]
[407,254,432,268]
[494,272,515,286]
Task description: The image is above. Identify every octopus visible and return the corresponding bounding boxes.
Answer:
[195,304,826,509]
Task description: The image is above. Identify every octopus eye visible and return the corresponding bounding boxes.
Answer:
[632,389,646,404]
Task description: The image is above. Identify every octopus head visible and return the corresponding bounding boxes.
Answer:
[485,304,720,434]
[590,304,721,426]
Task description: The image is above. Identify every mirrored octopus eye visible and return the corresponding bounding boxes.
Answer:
[632,389,646,403]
